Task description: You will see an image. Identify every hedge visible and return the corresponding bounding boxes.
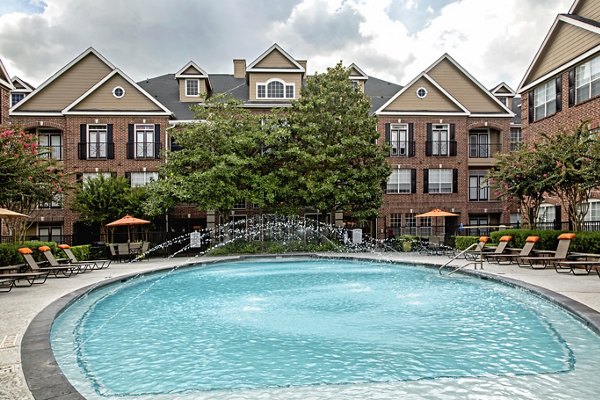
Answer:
[489,229,600,253]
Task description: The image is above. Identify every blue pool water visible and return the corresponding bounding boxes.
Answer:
[51,258,600,399]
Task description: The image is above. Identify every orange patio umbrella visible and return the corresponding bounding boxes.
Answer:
[0,208,29,219]
[416,209,459,237]
[106,215,150,242]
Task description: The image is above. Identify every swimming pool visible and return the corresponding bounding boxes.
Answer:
[51,258,600,399]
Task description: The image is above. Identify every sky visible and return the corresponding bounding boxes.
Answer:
[0,0,575,91]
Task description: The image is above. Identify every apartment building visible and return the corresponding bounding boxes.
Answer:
[375,54,516,239]
[518,0,600,229]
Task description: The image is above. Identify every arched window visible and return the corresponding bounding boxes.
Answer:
[257,79,295,99]
[267,81,284,98]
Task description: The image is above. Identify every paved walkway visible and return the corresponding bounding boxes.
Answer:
[1,253,599,400]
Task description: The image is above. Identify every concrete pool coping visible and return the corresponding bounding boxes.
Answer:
[2,253,600,399]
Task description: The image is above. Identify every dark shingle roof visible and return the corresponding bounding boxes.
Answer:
[138,73,402,120]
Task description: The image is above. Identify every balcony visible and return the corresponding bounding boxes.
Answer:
[468,142,502,166]
[78,142,115,160]
[127,142,161,159]
[425,140,457,156]
[388,141,416,157]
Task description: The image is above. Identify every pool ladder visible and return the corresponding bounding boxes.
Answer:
[439,242,484,275]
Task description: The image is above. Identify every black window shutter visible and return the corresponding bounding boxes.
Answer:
[384,123,390,143]
[554,206,562,230]
[408,123,415,157]
[426,123,432,156]
[528,91,534,122]
[555,75,562,113]
[75,173,83,183]
[107,124,114,159]
[449,124,457,156]
[154,124,161,159]
[411,169,417,193]
[127,124,134,159]
[452,169,459,193]
[78,124,87,160]
[423,169,429,193]
[125,172,131,185]
[568,68,576,107]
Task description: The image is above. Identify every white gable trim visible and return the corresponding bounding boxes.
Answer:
[518,43,600,93]
[375,72,469,115]
[426,54,514,115]
[175,61,209,78]
[348,63,368,80]
[0,58,14,90]
[62,68,172,115]
[11,76,34,92]
[64,111,171,116]
[491,82,516,96]
[10,47,115,113]
[569,0,583,14]
[10,112,63,117]
[246,43,305,72]
[377,111,469,116]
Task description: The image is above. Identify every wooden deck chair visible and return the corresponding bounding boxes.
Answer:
[19,248,76,278]
[58,244,111,269]
[519,233,576,269]
[486,236,540,264]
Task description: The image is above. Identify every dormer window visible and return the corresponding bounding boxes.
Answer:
[257,79,294,99]
[11,92,25,107]
[186,79,200,97]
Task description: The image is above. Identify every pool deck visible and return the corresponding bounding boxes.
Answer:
[1,252,600,400]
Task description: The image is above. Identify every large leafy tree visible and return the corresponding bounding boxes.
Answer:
[536,123,600,231]
[281,62,390,219]
[0,128,67,242]
[70,175,149,236]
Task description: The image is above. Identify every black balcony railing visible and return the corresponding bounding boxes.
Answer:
[425,140,457,156]
[389,141,416,157]
[468,142,502,158]
[78,142,115,159]
[127,142,161,159]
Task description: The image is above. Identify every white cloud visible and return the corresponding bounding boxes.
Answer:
[0,0,576,90]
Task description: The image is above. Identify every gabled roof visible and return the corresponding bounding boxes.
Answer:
[174,61,212,91]
[10,47,115,114]
[348,63,368,80]
[377,54,514,117]
[246,43,305,72]
[10,76,34,92]
[0,58,14,90]
[518,6,600,92]
[63,69,172,115]
[490,82,516,96]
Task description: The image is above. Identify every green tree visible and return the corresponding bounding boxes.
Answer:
[70,175,149,236]
[282,62,390,219]
[0,128,67,242]
[536,123,600,231]
[487,145,552,229]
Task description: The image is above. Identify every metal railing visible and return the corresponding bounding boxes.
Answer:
[468,142,502,158]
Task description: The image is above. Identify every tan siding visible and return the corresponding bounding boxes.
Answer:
[182,65,202,75]
[254,50,297,69]
[382,77,463,112]
[248,72,302,100]
[233,59,246,78]
[349,68,362,77]
[428,59,506,113]
[573,0,600,20]
[72,75,163,111]
[13,80,26,89]
[526,22,600,85]
[178,78,207,102]
[18,53,113,112]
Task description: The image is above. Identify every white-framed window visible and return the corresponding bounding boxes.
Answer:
[112,86,125,98]
[510,128,522,151]
[389,123,408,156]
[386,169,412,194]
[256,79,295,99]
[575,54,600,104]
[428,169,453,193]
[38,129,62,160]
[186,79,200,96]
[469,170,488,201]
[87,125,107,158]
[135,124,155,158]
[533,80,556,121]
[129,172,158,187]
[40,193,62,209]
[10,92,25,107]
[469,130,489,158]
[431,124,449,156]
[416,87,428,98]
[580,199,600,222]
[233,199,247,209]
[537,204,556,227]
[405,213,417,236]
[510,213,521,226]
[38,226,62,242]
[82,172,112,182]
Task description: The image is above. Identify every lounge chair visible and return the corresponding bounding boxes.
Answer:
[58,244,111,270]
[18,247,77,278]
[0,263,49,286]
[463,236,490,260]
[554,252,600,276]
[482,235,512,260]
[0,277,15,292]
[486,236,540,264]
[38,246,91,273]
[519,233,576,269]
